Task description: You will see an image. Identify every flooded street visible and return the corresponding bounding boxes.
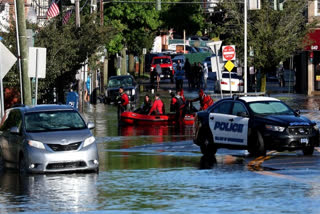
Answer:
[1,92,320,213]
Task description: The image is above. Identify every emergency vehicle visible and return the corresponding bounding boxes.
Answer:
[193,96,319,156]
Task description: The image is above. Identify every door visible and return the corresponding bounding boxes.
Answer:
[208,101,249,146]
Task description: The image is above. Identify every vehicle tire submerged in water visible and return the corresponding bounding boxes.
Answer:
[19,155,28,174]
[198,131,217,157]
[302,146,314,156]
[248,131,266,157]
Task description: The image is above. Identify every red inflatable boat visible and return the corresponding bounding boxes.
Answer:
[120,111,195,125]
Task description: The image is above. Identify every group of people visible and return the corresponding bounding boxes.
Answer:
[118,85,214,123]
[184,59,209,90]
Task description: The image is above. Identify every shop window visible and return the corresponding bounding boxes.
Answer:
[315,0,320,16]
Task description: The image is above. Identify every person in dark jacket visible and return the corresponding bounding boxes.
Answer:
[135,94,152,114]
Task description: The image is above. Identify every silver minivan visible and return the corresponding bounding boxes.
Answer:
[0,104,99,173]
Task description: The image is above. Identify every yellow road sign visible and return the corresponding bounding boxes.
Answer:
[224,60,235,72]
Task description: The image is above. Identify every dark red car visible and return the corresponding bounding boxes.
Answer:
[150,56,175,83]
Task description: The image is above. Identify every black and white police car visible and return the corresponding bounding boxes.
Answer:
[193,96,319,156]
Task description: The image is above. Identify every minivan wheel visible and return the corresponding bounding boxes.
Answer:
[302,146,314,156]
[0,152,5,172]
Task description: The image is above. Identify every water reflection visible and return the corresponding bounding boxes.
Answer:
[0,171,98,213]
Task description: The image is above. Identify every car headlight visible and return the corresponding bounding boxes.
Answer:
[265,125,285,132]
[132,89,135,96]
[28,140,45,150]
[83,136,95,147]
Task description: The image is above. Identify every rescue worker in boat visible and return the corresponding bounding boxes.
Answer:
[170,89,186,123]
[117,86,129,119]
[148,94,165,115]
[135,94,152,114]
[189,89,214,110]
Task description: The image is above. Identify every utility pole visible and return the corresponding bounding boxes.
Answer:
[16,0,31,105]
[75,0,83,112]
[156,0,161,11]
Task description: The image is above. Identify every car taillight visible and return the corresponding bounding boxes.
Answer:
[221,81,228,85]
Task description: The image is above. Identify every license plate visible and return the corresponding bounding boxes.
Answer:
[160,75,164,78]
[300,138,309,144]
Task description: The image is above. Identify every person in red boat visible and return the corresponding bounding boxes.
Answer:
[148,94,165,115]
[189,89,213,110]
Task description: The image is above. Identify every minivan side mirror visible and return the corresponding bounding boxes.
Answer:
[10,126,20,134]
[87,122,95,130]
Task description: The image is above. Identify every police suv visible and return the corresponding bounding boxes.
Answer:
[193,96,319,156]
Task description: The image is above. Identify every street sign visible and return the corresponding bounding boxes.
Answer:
[0,42,17,118]
[28,47,47,78]
[222,45,236,61]
[0,42,17,79]
[225,60,235,72]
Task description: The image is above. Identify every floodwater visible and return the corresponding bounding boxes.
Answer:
[1,92,320,213]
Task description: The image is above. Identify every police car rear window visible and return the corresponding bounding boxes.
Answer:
[249,101,294,115]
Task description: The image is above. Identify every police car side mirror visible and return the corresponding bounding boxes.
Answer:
[237,112,249,118]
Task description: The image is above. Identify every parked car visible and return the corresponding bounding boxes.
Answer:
[104,75,138,105]
[172,55,185,71]
[193,96,319,156]
[0,104,99,173]
[215,72,244,92]
[150,56,174,83]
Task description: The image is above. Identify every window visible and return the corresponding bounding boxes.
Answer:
[315,0,320,16]
[212,101,233,114]
[232,102,247,116]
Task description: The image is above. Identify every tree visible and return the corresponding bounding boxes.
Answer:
[160,0,208,37]
[221,0,316,91]
[32,14,117,103]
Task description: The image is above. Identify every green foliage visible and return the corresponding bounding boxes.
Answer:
[160,0,207,37]
[105,1,161,55]
[221,0,313,73]
[32,14,117,102]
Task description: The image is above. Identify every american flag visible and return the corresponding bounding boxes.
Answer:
[47,0,60,19]
[63,10,73,25]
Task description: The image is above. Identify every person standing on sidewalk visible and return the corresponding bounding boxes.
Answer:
[156,64,162,89]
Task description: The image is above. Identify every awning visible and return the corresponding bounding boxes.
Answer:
[305,29,320,51]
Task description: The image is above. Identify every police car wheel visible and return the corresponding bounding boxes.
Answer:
[302,146,314,156]
[248,131,266,157]
[199,136,217,157]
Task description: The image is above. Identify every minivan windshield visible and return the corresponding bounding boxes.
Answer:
[248,101,295,116]
[25,110,86,132]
